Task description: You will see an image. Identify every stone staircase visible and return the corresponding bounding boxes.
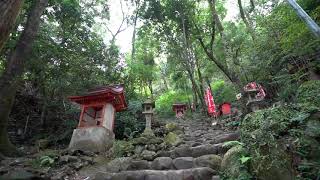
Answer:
[87,118,240,180]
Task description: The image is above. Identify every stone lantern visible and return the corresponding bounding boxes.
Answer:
[68,84,127,152]
[142,99,155,130]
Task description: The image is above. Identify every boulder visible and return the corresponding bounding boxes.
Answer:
[0,169,39,180]
[173,157,193,169]
[105,157,132,173]
[93,167,216,180]
[191,144,217,157]
[172,145,192,158]
[194,154,222,170]
[164,132,182,147]
[213,132,240,144]
[151,157,173,170]
[141,150,156,161]
[127,160,151,170]
[212,175,220,180]
[165,123,180,133]
[221,145,251,179]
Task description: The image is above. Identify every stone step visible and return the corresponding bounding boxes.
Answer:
[105,154,222,172]
[157,143,228,159]
[93,167,217,180]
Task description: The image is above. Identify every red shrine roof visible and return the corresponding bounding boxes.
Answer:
[68,84,127,112]
[172,103,187,111]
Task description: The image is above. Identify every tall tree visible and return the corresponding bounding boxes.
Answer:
[287,0,320,37]
[0,0,48,156]
[0,0,24,50]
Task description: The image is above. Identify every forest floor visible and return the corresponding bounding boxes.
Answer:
[0,114,239,180]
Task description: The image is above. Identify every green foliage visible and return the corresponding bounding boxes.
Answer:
[220,145,252,180]
[211,80,236,104]
[239,155,251,164]
[115,100,145,139]
[296,80,320,108]
[30,150,59,168]
[112,140,135,158]
[155,91,190,116]
[241,102,320,179]
[39,155,55,167]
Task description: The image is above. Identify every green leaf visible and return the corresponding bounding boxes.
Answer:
[239,156,251,164]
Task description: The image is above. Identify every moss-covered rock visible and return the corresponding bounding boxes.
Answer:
[132,129,163,146]
[220,145,251,179]
[164,132,182,147]
[165,123,181,133]
[112,141,135,157]
[194,154,222,170]
[296,80,320,107]
[240,104,320,180]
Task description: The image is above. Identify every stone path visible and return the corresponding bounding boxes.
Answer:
[82,116,240,180]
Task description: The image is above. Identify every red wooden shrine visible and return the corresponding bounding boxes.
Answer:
[219,102,231,116]
[68,84,127,131]
[172,103,187,118]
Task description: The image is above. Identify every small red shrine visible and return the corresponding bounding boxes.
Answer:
[219,102,231,116]
[69,84,127,130]
[172,103,187,118]
[68,84,127,152]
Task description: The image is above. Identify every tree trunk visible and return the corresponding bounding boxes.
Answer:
[287,0,320,37]
[131,0,141,62]
[237,0,256,40]
[148,80,153,99]
[0,0,24,51]
[0,0,48,157]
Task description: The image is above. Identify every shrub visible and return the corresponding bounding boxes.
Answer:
[211,80,236,105]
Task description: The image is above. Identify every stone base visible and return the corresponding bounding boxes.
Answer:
[68,127,114,152]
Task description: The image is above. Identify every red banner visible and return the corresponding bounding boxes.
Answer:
[205,88,216,115]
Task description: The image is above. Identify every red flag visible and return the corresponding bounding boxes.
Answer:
[206,88,216,115]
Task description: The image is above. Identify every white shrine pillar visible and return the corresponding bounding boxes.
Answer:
[102,103,115,131]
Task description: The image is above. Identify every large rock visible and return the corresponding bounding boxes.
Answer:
[93,167,216,180]
[105,157,132,172]
[127,160,151,170]
[69,127,114,152]
[164,132,182,147]
[212,132,240,144]
[165,123,180,133]
[141,150,156,161]
[220,145,250,179]
[151,157,173,170]
[194,154,222,170]
[172,145,192,158]
[132,129,163,146]
[0,169,39,180]
[173,157,193,169]
[191,144,218,157]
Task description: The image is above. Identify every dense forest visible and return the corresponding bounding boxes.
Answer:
[0,0,319,179]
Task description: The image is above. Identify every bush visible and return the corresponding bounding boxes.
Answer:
[115,100,145,139]
[211,80,236,105]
